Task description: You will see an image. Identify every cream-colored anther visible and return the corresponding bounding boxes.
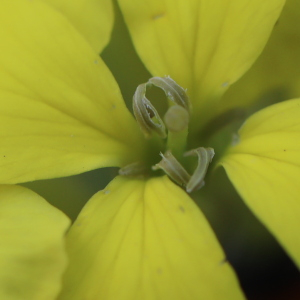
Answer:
[152,148,214,192]
[184,147,215,193]
[133,83,166,138]
[148,76,190,111]
[133,77,190,138]
[152,151,190,187]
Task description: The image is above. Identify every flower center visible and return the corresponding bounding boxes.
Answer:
[119,76,214,193]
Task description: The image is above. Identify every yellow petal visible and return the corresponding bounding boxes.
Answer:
[59,176,245,300]
[41,0,114,53]
[0,0,144,183]
[221,99,300,268]
[0,185,70,300]
[117,0,285,124]
[222,0,300,112]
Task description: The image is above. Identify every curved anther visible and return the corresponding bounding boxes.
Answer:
[184,147,215,193]
[133,83,166,138]
[152,151,190,187]
[152,147,214,193]
[148,76,190,111]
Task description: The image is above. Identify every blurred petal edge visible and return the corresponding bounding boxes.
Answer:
[221,99,300,268]
[0,185,70,300]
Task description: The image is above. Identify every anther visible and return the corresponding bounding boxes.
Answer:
[152,147,215,193]
[184,147,215,193]
[152,151,190,187]
[133,83,166,138]
[148,76,190,111]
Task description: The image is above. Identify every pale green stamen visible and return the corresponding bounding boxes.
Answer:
[148,76,190,111]
[152,151,190,187]
[153,147,214,193]
[184,147,215,193]
[133,83,166,138]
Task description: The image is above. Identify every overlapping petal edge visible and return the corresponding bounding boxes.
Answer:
[0,0,144,184]
[221,99,300,268]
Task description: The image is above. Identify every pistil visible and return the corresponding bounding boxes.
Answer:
[164,105,189,159]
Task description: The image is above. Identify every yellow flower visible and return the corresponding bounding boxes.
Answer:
[2,0,299,300]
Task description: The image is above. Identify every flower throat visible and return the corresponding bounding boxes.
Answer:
[119,76,214,193]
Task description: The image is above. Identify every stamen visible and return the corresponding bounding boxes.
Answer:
[184,147,215,193]
[132,76,190,142]
[152,148,214,193]
[133,83,166,138]
[148,76,190,111]
[152,151,190,187]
